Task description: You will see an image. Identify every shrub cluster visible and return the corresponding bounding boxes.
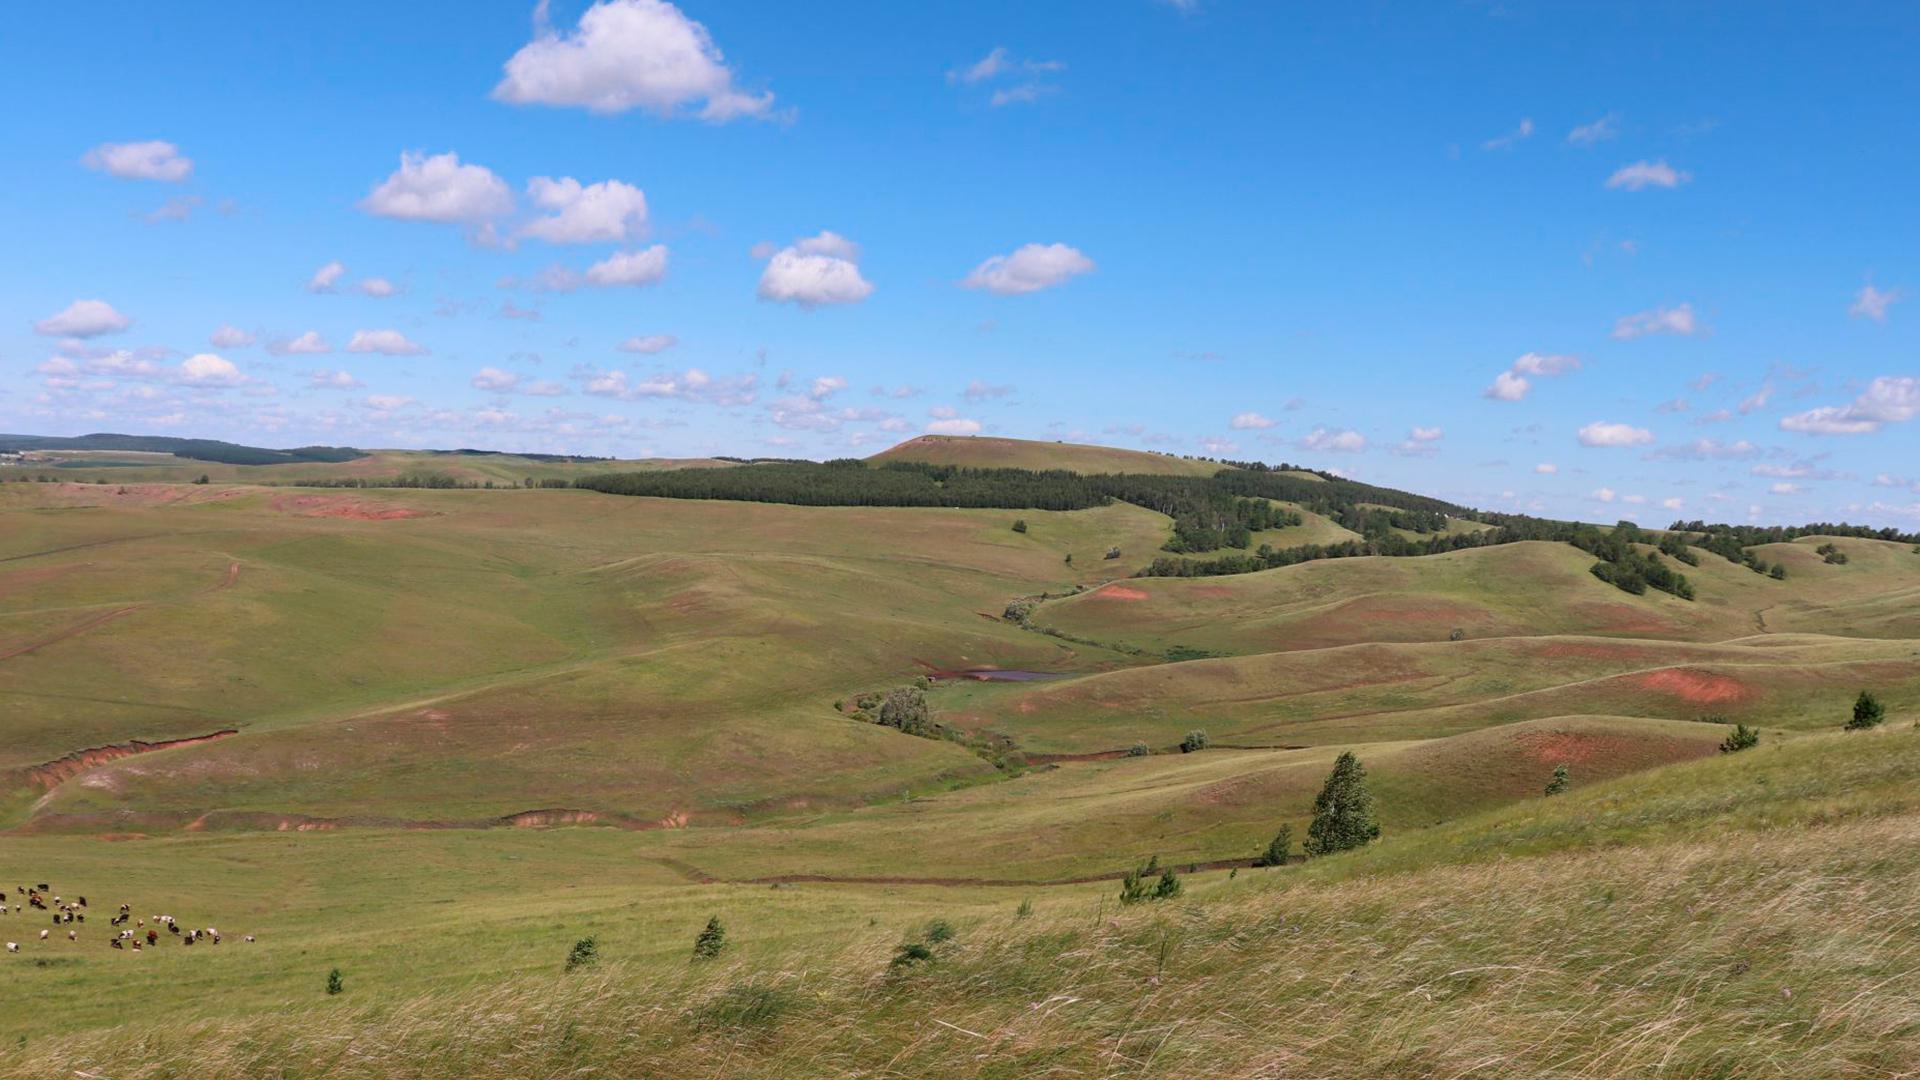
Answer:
[1118,856,1182,904]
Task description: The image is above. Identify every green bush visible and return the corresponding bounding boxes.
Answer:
[693,916,727,959]
[1848,691,1885,731]
[1544,763,1570,797]
[1152,868,1183,900]
[1127,743,1151,757]
[1255,824,1293,867]
[877,687,932,736]
[325,968,343,996]
[694,983,797,1031]
[1118,856,1160,905]
[1719,724,1760,753]
[1011,519,1027,533]
[564,936,598,972]
[889,942,934,969]
[1179,730,1210,753]
[923,919,954,944]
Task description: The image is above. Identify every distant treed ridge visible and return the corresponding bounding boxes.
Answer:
[573,460,1110,510]
[570,458,1920,600]
[570,459,1475,552]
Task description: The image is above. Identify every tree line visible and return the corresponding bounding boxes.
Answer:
[572,459,1475,555]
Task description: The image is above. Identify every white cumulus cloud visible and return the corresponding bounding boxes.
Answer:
[961,243,1094,296]
[1577,421,1655,447]
[618,333,678,354]
[271,330,331,355]
[209,325,256,348]
[34,299,132,338]
[1484,352,1579,401]
[1229,412,1275,430]
[82,140,192,181]
[360,151,513,223]
[521,177,649,244]
[492,0,774,121]
[758,232,873,307]
[346,329,429,356]
[178,353,245,387]
[1300,427,1367,453]
[585,245,669,287]
[1779,376,1919,436]
[927,418,982,435]
[307,369,362,390]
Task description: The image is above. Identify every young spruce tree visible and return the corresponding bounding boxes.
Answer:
[1544,763,1570,796]
[692,916,727,959]
[1304,752,1380,856]
[1255,824,1293,867]
[1847,691,1885,731]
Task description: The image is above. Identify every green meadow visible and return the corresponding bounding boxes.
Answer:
[2,436,1917,1076]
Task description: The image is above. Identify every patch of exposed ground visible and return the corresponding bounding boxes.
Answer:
[22,730,240,790]
[270,494,434,521]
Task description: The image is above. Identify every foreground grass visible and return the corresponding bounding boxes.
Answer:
[12,818,1914,1077]
[11,729,1920,1078]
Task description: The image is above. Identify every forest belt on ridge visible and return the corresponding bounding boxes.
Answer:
[571,459,1920,595]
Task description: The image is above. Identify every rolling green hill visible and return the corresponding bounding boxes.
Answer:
[1,434,1916,1077]
[868,434,1228,476]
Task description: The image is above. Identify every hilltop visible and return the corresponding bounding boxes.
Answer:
[868,434,1230,476]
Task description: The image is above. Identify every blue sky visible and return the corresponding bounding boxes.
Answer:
[2,0,1916,526]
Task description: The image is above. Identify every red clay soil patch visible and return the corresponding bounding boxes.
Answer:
[1510,729,1718,771]
[1634,668,1753,705]
[1094,584,1150,601]
[23,730,239,790]
[271,494,433,521]
[43,482,249,508]
[502,808,605,828]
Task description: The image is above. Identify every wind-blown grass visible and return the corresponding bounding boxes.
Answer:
[12,731,1920,1079]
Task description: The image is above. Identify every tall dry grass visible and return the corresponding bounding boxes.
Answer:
[14,813,1919,1079]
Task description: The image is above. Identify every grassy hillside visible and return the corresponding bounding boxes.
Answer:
[7,726,1916,1077]
[3,435,1917,1073]
[0,482,1171,828]
[0,449,732,486]
[869,434,1226,476]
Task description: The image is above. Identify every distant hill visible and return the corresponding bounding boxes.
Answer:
[0,433,364,466]
[869,435,1228,477]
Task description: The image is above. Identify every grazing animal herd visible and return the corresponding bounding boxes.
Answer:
[2,883,253,955]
